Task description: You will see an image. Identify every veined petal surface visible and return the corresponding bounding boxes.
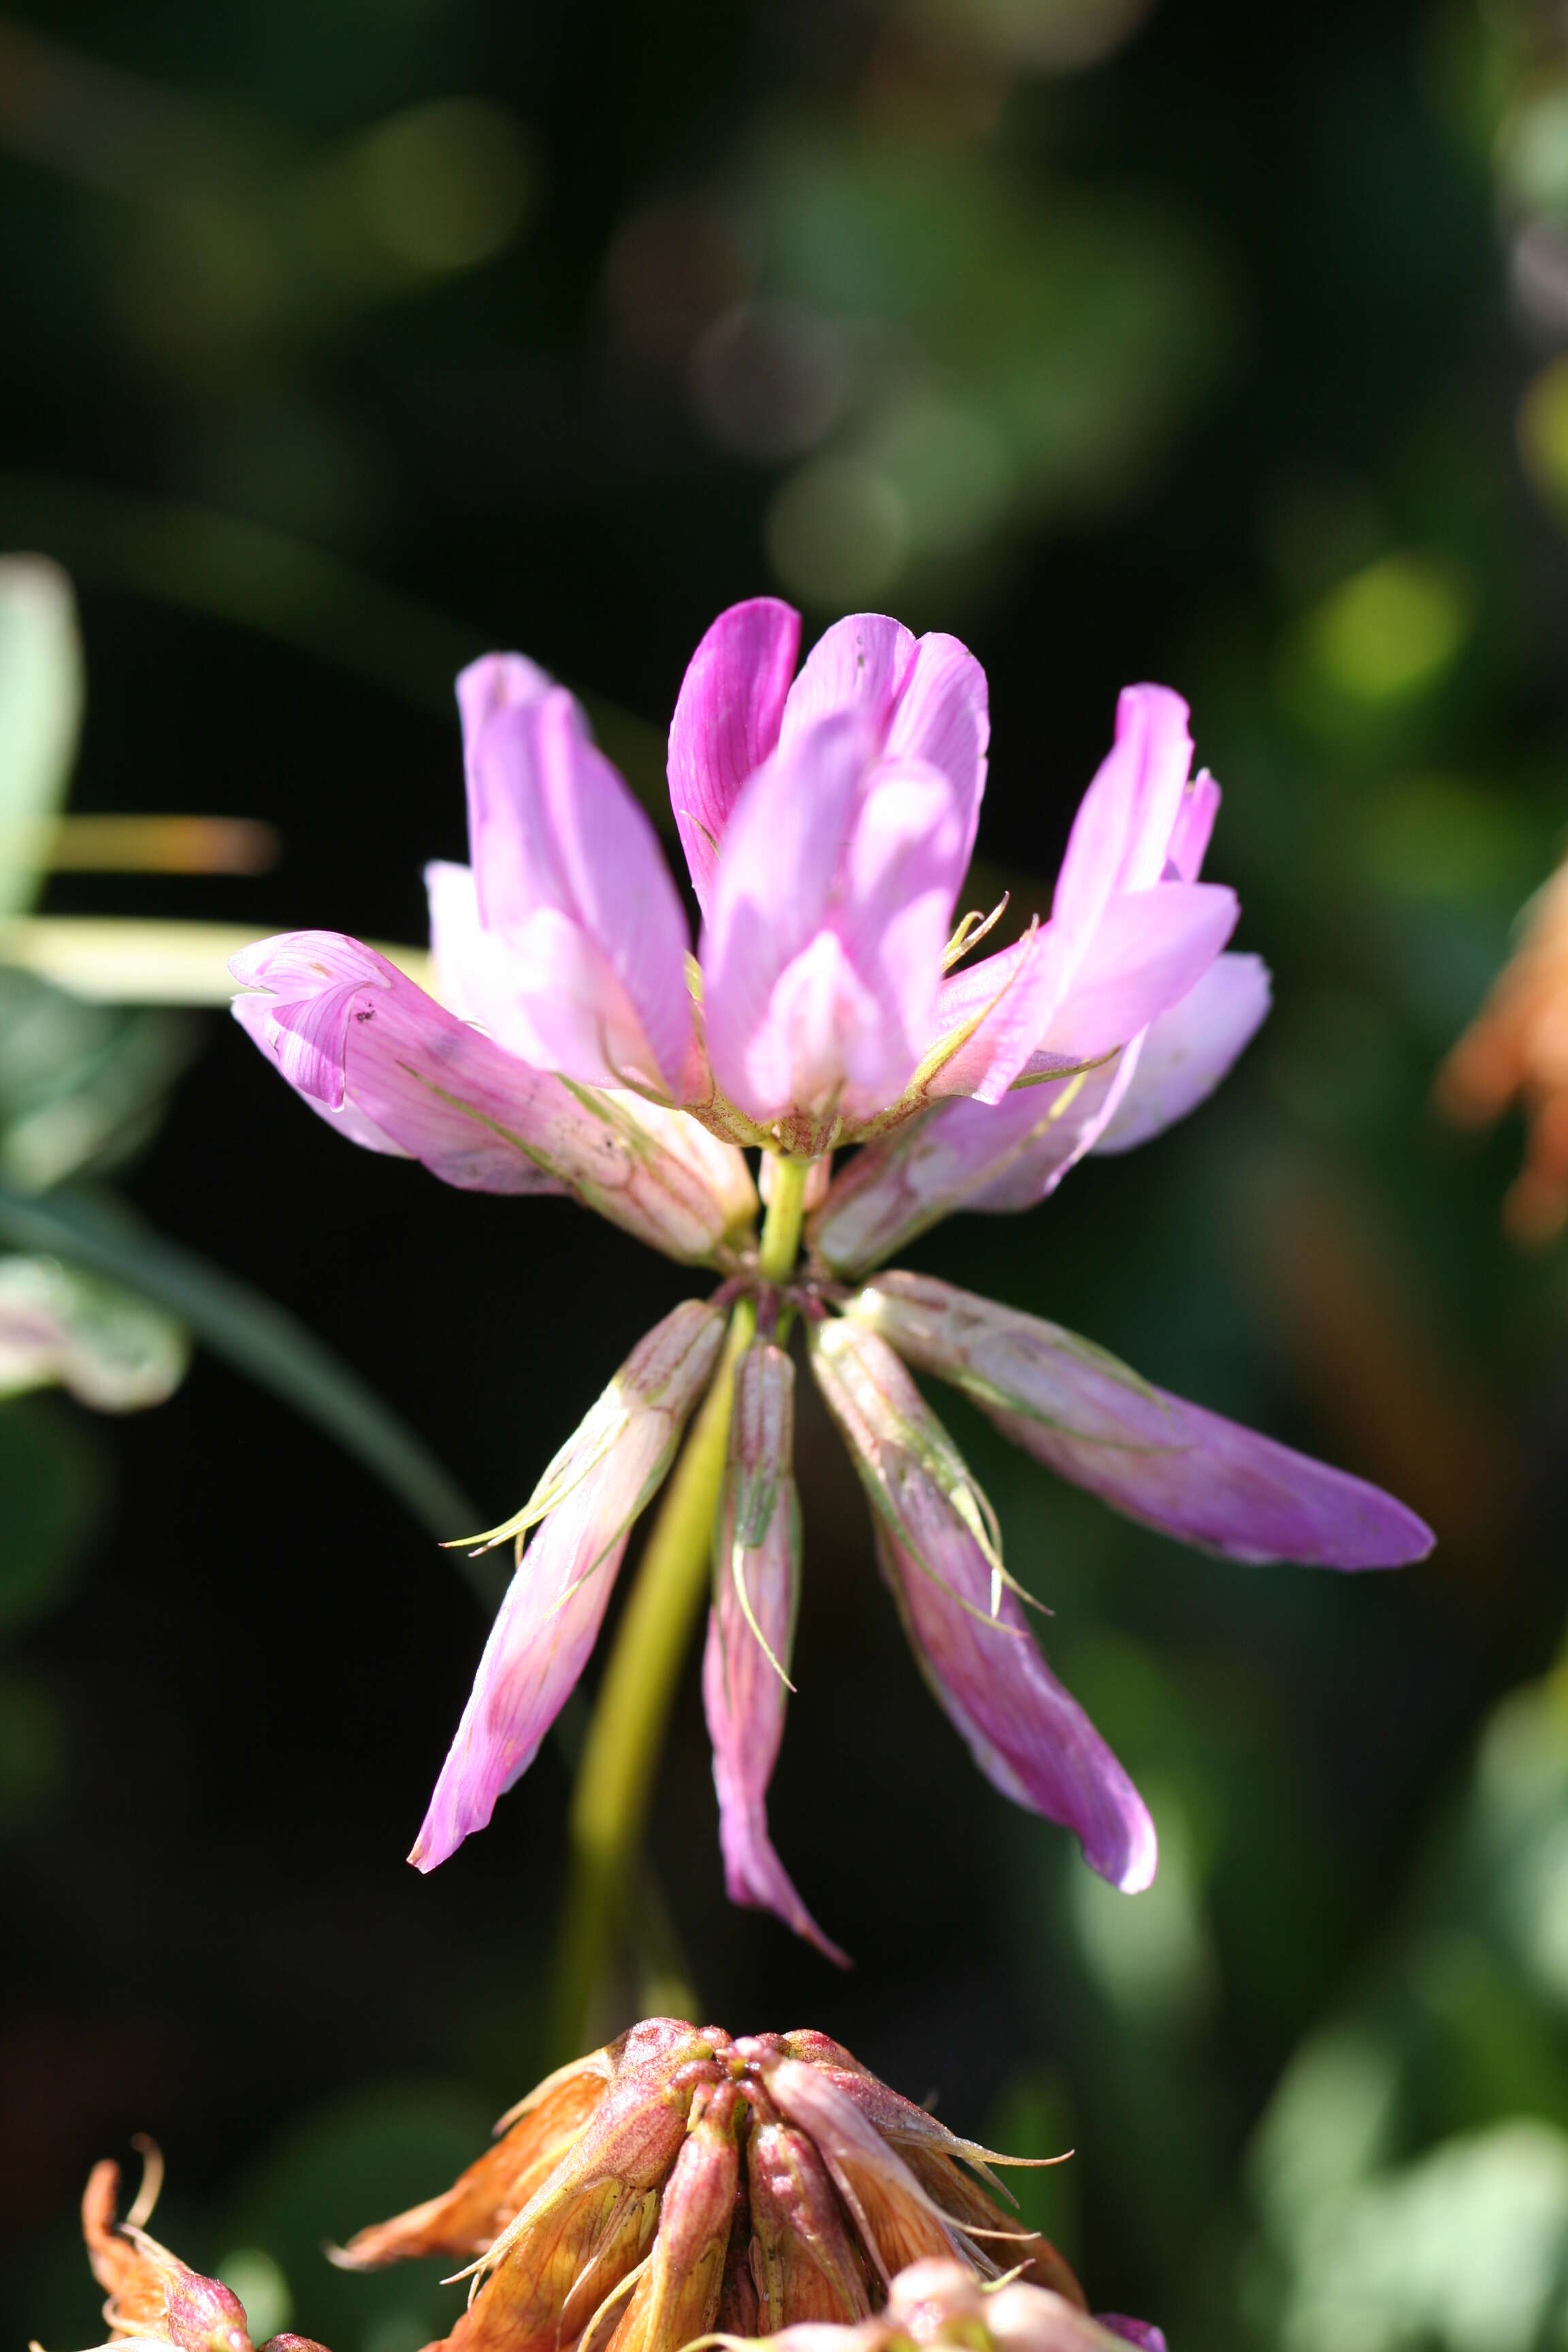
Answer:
[702,1340,844,1962]
[847,1273,1435,1569]
[231,933,747,1264]
[668,596,800,913]
[811,1056,1132,1275]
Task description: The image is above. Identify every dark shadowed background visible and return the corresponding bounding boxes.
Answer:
[7,1,1568,2345]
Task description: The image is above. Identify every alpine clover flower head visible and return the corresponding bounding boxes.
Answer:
[232,598,1435,1939]
[63,2143,327,2352]
[328,2018,1156,2352]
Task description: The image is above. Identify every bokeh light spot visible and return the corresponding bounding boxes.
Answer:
[764,456,908,604]
[216,2250,291,2340]
[1305,553,1474,706]
[348,100,532,274]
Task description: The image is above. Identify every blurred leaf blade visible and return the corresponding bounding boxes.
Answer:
[0,1183,476,1544]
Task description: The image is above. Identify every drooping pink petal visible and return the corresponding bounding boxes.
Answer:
[411,1300,726,1869]
[230,932,747,1263]
[847,1273,1435,1569]
[702,1341,845,1962]
[668,597,800,913]
[1032,881,1239,1065]
[461,691,693,1092]
[1093,952,1271,1155]
[701,716,966,1130]
[810,1054,1132,1275]
[808,1316,1156,1893]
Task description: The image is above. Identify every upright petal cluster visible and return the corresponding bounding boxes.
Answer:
[331,2019,1101,2352]
[231,597,1434,1945]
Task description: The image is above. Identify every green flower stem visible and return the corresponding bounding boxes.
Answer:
[549,1156,811,2057]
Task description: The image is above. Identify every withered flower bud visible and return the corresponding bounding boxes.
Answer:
[62,2148,330,2352]
[337,2019,1085,2352]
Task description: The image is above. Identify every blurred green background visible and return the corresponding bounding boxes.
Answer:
[7,0,1568,2345]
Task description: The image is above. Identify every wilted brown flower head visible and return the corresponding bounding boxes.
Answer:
[1437,855,1568,1241]
[60,2143,329,2352]
[332,2019,1084,2352]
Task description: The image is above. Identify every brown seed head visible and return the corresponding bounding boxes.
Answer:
[82,2154,254,2352]
[338,2021,1082,2352]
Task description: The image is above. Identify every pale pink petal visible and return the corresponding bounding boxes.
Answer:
[1049,686,1194,985]
[917,932,1059,1105]
[410,1301,725,1869]
[464,693,692,1092]
[808,1317,1156,1892]
[1035,881,1239,1064]
[700,712,872,1117]
[1166,770,1220,882]
[778,613,915,753]
[849,1273,1436,1569]
[702,728,964,1128]
[810,1054,1132,1274]
[1093,952,1271,1155]
[668,597,800,913]
[883,633,990,872]
[411,1486,629,1869]
[231,932,740,1262]
[455,649,561,751]
[425,858,554,1066]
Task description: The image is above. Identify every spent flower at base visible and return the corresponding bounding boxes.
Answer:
[233,598,1433,1943]
[331,2018,1099,2352]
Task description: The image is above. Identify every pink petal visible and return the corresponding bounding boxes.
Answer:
[873,1514,1155,1892]
[883,633,990,875]
[1166,770,1220,882]
[702,1352,845,1962]
[410,1480,630,1869]
[918,932,1059,1105]
[230,932,742,1262]
[810,1054,1132,1275]
[464,693,692,1092]
[1093,952,1271,1155]
[1050,686,1194,982]
[778,613,915,753]
[1034,881,1239,1064]
[455,649,561,750]
[410,1301,725,1869]
[667,597,800,913]
[851,1273,1435,1569]
[1095,2323,1167,2350]
[808,1317,1156,1893]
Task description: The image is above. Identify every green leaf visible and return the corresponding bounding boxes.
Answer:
[0,966,197,1191]
[0,557,84,917]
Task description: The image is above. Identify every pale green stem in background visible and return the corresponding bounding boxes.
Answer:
[549,1154,812,2057]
